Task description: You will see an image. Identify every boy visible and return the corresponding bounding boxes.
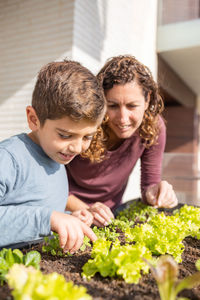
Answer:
[0,60,106,253]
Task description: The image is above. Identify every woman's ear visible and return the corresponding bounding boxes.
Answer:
[26,106,40,131]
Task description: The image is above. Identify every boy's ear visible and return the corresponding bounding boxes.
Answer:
[26,106,40,131]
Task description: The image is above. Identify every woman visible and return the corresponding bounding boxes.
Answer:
[66,55,178,227]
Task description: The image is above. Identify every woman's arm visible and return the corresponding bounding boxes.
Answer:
[66,194,90,211]
[66,194,114,227]
[141,118,178,208]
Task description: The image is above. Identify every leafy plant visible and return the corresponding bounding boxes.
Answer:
[92,225,120,241]
[0,248,40,284]
[145,255,200,300]
[116,200,158,223]
[124,213,187,262]
[42,233,69,256]
[173,205,200,239]
[42,232,91,255]
[6,264,92,300]
[82,238,152,283]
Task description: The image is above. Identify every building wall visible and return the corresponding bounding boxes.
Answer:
[0,0,74,140]
[159,0,200,25]
[101,0,158,77]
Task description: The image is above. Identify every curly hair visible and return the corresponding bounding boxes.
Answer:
[97,55,164,147]
[81,125,106,162]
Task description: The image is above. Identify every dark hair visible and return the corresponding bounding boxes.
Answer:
[97,55,164,147]
[32,59,105,125]
[32,59,106,162]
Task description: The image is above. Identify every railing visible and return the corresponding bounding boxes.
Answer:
[158,0,200,25]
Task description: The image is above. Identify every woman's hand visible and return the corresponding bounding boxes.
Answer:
[72,209,93,227]
[88,202,114,227]
[145,180,178,208]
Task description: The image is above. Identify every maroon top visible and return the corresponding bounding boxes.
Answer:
[66,117,166,210]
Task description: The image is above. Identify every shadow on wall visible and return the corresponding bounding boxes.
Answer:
[0,0,75,106]
[74,0,107,61]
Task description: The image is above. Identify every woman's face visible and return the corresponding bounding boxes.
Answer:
[105,81,149,142]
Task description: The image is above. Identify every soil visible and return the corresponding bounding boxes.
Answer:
[1,210,200,299]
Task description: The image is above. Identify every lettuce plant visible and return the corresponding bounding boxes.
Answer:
[6,264,92,300]
[42,232,91,255]
[92,225,120,241]
[82,238,152,283]
[0,248,40,284]
[42,233,68,256]
[173,205,200,239]
[124,213,187,262]
[145,255,200,300]
[116,200,158,223]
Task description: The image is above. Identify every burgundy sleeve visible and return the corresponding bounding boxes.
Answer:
[140,117,166,201]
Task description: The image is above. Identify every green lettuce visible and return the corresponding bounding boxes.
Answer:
[7,264,92,300]
[82,238,152,283]
[0,248,40,284]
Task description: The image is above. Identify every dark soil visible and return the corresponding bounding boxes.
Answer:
[1,235,200,300]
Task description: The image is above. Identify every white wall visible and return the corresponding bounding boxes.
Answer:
[101,0,158,78]
[0,0,74,140]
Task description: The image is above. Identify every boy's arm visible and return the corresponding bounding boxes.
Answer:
[0,205,52,247]
[0,150,51,247]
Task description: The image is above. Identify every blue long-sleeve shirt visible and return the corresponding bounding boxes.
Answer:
[0,133,68,247]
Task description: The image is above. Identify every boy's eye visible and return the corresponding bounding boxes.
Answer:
[59,133,71,139]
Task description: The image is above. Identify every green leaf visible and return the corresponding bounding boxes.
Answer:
[175,272,200,295]
[5,249,15,267]
[24,251,41,269]
[12,249,23,264]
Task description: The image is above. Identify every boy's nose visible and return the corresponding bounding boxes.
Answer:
[68,140,83,155]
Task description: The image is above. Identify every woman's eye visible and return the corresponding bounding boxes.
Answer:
[84,135,94,141]
[108,104,118,109]
[127,104,137,109]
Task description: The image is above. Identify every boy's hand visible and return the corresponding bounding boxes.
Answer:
[88,202,114,227]
[71,209,93,226]
[50,211,97,253]
[145,181,178,208]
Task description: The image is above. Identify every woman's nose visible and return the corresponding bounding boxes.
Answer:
[119,107,128,122]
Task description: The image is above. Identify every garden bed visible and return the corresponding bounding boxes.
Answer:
[1,203,200,300]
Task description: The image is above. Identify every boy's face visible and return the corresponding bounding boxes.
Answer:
[26,106,100,164]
